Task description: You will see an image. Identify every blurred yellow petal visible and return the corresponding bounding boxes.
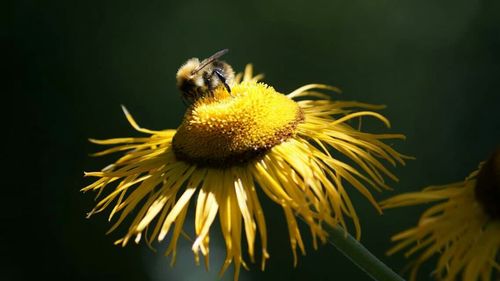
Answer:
[382,148,500,281]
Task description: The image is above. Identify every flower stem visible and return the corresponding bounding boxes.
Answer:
[325,224,404,281]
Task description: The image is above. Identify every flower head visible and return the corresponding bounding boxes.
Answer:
[381,147,500,281]
[83,64,406,280]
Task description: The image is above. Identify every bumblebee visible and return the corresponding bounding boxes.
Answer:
[176,49,235,104]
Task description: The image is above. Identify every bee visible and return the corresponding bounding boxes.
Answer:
[176,49,235,104]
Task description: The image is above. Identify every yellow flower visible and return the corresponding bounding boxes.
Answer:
[83,64,406,280]
[381,148,500,281]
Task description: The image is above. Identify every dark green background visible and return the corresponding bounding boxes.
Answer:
[7,0,500,280]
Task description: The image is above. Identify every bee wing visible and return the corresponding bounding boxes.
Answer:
[192,49,229,74]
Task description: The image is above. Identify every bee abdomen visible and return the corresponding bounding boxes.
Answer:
[178,79,209,104]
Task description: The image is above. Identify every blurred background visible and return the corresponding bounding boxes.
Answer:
[6,0,500,280]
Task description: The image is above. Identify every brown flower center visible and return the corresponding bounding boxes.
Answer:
[474,147,500,220]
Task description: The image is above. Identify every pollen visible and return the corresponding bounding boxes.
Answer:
[173,81,304,167]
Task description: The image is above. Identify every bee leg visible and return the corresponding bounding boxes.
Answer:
[213,69,232,94]
[203,72,215,98]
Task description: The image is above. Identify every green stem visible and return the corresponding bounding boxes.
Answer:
[325,224,405,281]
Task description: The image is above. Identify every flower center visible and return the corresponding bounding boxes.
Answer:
[474,147,500,220]
[172,81,304,167]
